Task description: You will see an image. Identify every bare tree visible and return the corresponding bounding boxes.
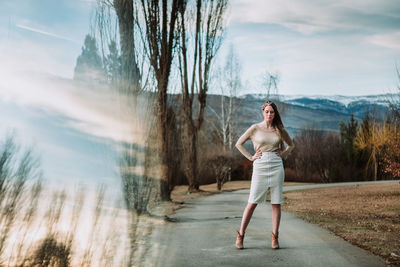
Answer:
[262,71,279,100]
[177,0,228,191]
[94,0,155,92]
[221,45,241,151]
[388,66,400,127]
[206,154,232,190]
[207,45,242,183]
[92,1,118,60]
[0,135,42,256]
[113,0,141,93]
[293,127,322,180]
[132,0,182,199]
[293,127,342,183]
[91,3,182,265]
[93,0,182,203]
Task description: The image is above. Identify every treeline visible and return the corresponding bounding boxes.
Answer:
[284,112,400,183]
[166,102,400,187]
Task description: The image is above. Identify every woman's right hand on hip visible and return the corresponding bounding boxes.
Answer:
[251,149,262,161]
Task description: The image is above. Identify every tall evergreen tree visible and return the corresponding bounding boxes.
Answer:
[104,40,122,86]
[74,34,105,83]
[357,111,373,179]
[339,114,358,161]
[360,111,372,140]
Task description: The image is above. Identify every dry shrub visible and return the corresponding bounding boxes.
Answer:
[197,146,224,185]
[284,168,321,183]
[205,153,233,190]
[231,159,252,181]
[283,168,297,182]
[382,131,400,178]
[0,182,127,266]
[230,159,246,181]
[30,235,71,267]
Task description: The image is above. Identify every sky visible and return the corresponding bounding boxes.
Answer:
[0,0,399,187]
[225,0,400,96]
[1,0,399,96]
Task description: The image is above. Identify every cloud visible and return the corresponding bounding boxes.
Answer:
[15,23,80,44]
[2,78,136,145]
[0,52,154,145]
[220,0,400,96]
[367,31,400,50]
[0,21,156,148]
[223,19,399,96]
[229,0,400,34]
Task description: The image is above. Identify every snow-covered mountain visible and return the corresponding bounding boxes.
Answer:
[281,94,392,107]
[205,93,396,136]
[239,93,393,121]
[241,93,393,108]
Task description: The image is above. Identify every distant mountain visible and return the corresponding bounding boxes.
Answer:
[279,94,391,120]
[203,93,394,138]
[248,93,392,107]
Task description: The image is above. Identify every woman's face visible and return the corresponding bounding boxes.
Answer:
[263,105,275,122]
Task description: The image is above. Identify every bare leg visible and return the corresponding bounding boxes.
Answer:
[271,204,281,235]
[239,203,257,235]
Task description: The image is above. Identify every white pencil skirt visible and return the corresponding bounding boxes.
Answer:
[248,152,285,204]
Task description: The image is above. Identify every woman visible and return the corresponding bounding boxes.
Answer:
[235,100,294,249]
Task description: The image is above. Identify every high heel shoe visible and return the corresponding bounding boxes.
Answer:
[236,231,244,249]
[271,232,279,249]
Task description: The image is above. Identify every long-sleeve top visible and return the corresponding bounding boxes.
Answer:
[235,124,295,161]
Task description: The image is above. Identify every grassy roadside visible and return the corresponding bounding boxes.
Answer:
[171,180,309,204]
[282,182,400,266]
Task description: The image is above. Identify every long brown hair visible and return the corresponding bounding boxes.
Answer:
[262,100,285,150]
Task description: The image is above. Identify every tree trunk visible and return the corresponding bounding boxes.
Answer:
[183,124,199,192]
[373,151,377,181]
[157,80,171,201]
[227,91,234,181]
[221,95,226,151]
[113,0,140,93]
[181,96,199,192]
[136,0,180,201]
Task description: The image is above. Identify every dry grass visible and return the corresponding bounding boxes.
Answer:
[171,180,250,204]
[282,182,400,266]
[171,180,312,206]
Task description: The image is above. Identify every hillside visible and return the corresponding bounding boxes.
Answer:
[202,93,393,137]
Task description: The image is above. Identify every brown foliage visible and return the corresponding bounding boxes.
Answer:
[290,127,342,183]
[205,153,233,191]
[355,121,392,181]
[31,236,71,267]
[383,131,400,177]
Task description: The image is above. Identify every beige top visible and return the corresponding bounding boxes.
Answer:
[235,124,295,161]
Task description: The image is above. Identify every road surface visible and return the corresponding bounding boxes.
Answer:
[146,181,399,266]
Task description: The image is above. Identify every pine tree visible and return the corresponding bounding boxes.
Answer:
[104,40,122,86]
[360,111,372,140]
[339,114,358,162]
[74,35,105,83]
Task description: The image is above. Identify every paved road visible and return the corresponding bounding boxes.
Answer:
[148,181,399,267]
